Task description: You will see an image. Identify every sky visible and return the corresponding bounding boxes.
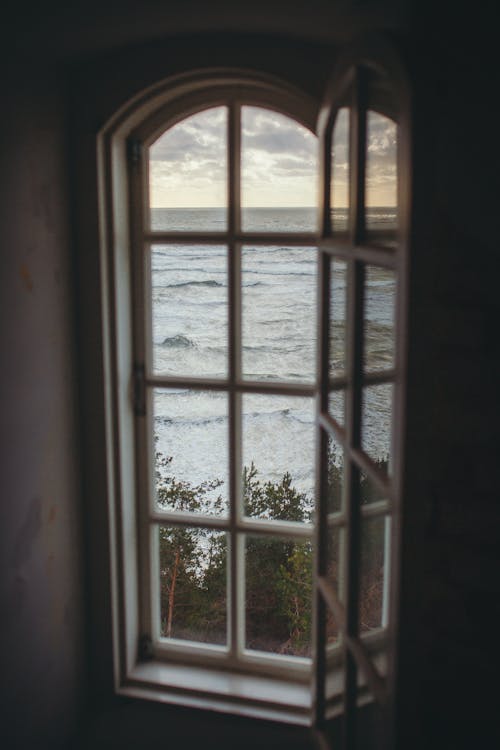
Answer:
[149,105,396,209]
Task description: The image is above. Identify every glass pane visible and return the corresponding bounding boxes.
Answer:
[242,395,315,522]
[242,245,316,382]
[327,435,344,514]
[245,535,312,657]
[325,598,343,651]
[359,515,390,634]
[328,389,345,426]
[150,244,227,378]
[159,526,227,645]
[361,383,393,473]
[360,468,387,508]
[330,107,350,233]
[149,107,227,231]
[365,111,398,238]
[241,106,317,232]
[154,389,228,516]
[329,259,347,378]
[326,524,345,609]
[363,265,396,372]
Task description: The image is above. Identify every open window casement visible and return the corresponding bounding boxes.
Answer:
[313,39,411,748]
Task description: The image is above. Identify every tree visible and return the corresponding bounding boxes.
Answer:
[155,448,390,653]
[156,453,225,641]
[243,463,313,654]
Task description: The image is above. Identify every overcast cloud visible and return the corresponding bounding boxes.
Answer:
[149,105,396,208]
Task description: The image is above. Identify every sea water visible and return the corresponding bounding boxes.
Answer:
[151,208,394,515]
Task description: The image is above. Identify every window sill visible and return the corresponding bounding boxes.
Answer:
[120,659,313,725]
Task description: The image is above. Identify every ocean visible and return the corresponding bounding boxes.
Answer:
[151,208,394,516]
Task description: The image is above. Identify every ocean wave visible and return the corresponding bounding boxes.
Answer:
[165,280,224,289]
[245,408,312,424]
[155,414,227,427]
[161,334,195,348]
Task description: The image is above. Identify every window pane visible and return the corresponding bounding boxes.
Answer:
[363,265,396,373]
[326,524,345,609]
[329,259,347,378]
[242,395,315,522]
[360,468,387,508]
[361,383,393,473]
[245,535,312,657]
[159,526,227,645]
[365,111,398,240]
[241,106,317,232]
[150,244,227,378]
[359,515,391,634]
[149,107,227,231]
[154,389,228,516]
[328,390,345,426]
[242,245,316,382]
[330,107,350,233]
[327,435,344,515]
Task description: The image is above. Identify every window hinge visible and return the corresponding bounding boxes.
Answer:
[133,363,146,416]
[138,633,154,661]
[127,137,142,166]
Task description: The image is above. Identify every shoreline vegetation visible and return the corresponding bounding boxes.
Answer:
[157,451,388,657]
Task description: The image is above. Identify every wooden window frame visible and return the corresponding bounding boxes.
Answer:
[97,44,410,734]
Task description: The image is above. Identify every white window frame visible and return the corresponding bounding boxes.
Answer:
[97,47,410,737]
[99,69,322,725]
[132,90,319,678]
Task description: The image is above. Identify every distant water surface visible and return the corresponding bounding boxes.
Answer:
[151,208,394,512]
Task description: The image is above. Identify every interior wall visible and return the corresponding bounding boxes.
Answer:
[394,20,499,748]
[0,65,85,749]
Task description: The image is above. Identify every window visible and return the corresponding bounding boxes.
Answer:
[99,49,410,744]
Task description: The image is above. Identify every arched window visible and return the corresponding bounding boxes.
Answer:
[99,50,410,745]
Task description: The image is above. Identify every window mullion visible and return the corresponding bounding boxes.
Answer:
[343,66,367,749]
[228,102,243,660]
[313,246,331,728]
[128,138,154,645]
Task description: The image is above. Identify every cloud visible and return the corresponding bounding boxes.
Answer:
[150,107,226,165]
[149,104,319,207]
[148,103,398,208]
[365,113,397,203]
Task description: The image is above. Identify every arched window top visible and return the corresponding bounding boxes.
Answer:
[102,68,319,144]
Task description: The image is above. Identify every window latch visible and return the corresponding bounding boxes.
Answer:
[133,363,146,417]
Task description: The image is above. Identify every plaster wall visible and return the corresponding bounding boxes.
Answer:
[0,68,84,749]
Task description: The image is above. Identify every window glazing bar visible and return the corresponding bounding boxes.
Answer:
[313,246,331,729]
[319,241,397,269]
[329,368,396,391]
[228,101,242,661]
[343,65,367,750]
[148,514,313,538]
[144,375,315,397]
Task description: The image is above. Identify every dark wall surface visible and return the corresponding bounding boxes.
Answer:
[0,68,85,749]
